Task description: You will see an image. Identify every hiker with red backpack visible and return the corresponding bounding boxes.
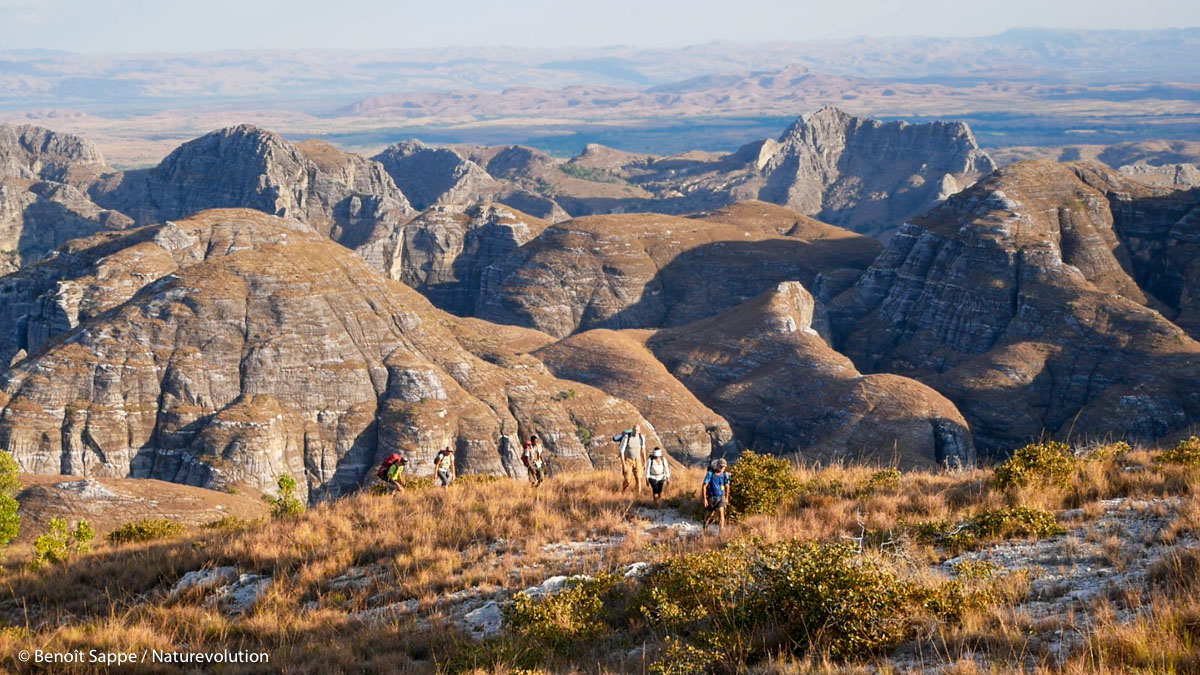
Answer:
[377,452,408,492]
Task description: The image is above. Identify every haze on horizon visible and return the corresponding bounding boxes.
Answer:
[2,0,1200,53]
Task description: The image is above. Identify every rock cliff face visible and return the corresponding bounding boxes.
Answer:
[833,161,1200,451]
[533,329,735,463]
[94,126,414,249]
[549,108,996,235]
[0,178,132,275]
[373,140,569,221]
[1067,163,1200,341]
[754,107,997,235]
[647,282,974,467]
[0,124,109,186]
[356,203,550,316]
[475,202,881,337]
[373,140,503,211]
[0,209,659,501]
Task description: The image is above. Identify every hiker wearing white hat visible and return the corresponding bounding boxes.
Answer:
[645,447,670,505]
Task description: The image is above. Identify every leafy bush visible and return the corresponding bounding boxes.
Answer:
[727,451,800,518]
[650,634,726,675]
[266,474,305,518]
[913,506,1064,551]
[30,518,94,570]
[105,518,186,544]
[204,515,254,531]
[640,540,936,661]
[993,441,1077,490]
[503,574,618,649]
[857,468,901,497]
[1155,437,1200,466]
[739,541,918,657]
[575,426,592,446]
[0,451,20,552]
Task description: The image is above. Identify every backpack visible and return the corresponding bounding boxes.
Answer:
[613,429,633,443]
[377,453,405,479]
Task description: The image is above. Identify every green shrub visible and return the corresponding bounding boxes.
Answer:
[641,540,926,660]
[913,506,1064,551]
[1156,437,1200,466]
[575,426,592,446]
[105,518,186,544]
[993,441,1077,490]
[738,541,917,658]
[265,474,305,519]
[857,468,901,497]
[204,515,254,531]
[0,451,20,552]
[30,518,93,570]
[650,634,726,675]
[727,451,800,518]
[637,543,753,629]
[503,574,618,650]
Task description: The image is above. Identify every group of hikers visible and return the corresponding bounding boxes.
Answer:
[375,423,733,531]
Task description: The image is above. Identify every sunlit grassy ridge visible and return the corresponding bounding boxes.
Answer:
[0,441,1196,673]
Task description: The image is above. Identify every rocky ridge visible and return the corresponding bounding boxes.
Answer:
[94,126,414,249]
[474,202,881,337]
[832,160,1200,451]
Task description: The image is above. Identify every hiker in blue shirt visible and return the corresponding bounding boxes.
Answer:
[702,458,731,533]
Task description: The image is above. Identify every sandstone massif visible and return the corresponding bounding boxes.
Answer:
[5,113,1200,495]
[474,202,881,337]
[0,210,661,500]
[93,126,415,249]
[831,160,1200,451]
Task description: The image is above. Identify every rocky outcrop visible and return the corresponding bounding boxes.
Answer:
[475,203,880,337]
[0,126,132,273]
[94,125,414,248]
[0,178,133,274]
[533,329,735,463]
[0,209,659,501]
[1117,161,1200,190]
[647,282,974,467]
[832,161,1200,451]
[542,108,995,235]
[0,124,110,186]
[374,140,569,221]
[357,203,550,316]
[373,140,503,211]
[754,107,996,235]
[1068,163,1200,341]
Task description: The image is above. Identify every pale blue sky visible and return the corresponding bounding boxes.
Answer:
[2,0,1199,52]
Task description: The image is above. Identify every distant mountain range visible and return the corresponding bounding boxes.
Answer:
[3,28,1200,113]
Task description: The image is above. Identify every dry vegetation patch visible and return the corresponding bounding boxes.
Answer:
[0,440,1195,672]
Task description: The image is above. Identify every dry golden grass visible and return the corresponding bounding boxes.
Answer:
[0,443,1195,673]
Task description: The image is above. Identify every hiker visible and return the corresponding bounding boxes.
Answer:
[645,447,670,505]
[702,458,731,532]
[377,452,408,492]
[522,435,546,486]
[434,446,456,487]
[616,424,647,493]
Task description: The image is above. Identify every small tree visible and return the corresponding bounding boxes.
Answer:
[29,517,93,570]
[266,474,305,518]
[0,451,20,552]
